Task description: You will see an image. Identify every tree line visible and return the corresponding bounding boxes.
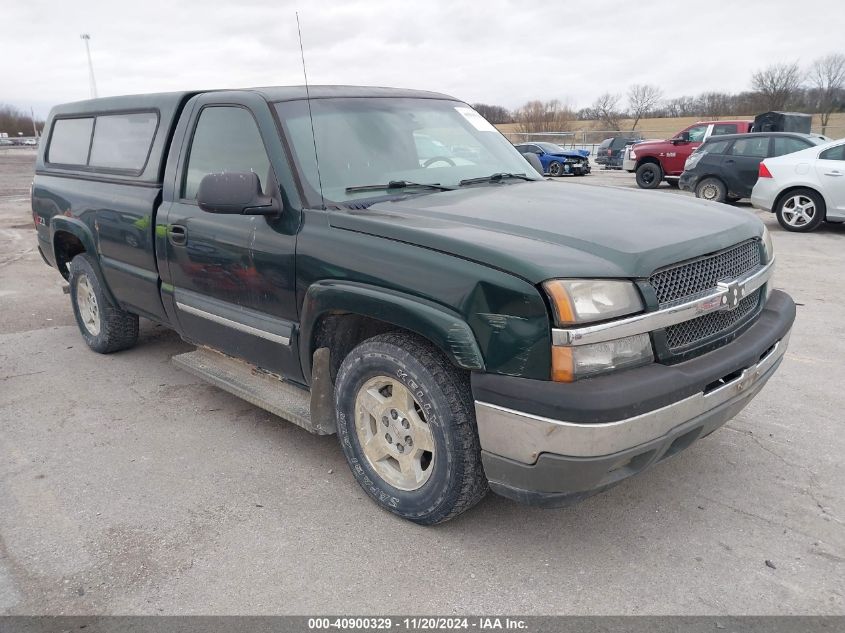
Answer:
[0,104,44,137]
[473,54,845,135]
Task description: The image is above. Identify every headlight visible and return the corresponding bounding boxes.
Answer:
[543,279,644,325]
[552,333,653,382]
[629,149,637,159]
[684,151,703,171]
[761,226,775,298]
[761,225,774,263]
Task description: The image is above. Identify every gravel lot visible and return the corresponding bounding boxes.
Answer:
[1,149,843,615]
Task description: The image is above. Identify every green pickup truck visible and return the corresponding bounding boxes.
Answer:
[32,86,794,524]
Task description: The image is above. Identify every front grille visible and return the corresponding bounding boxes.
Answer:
[664,291,760,349]
[650,240,760,306]
[650,240,763,351]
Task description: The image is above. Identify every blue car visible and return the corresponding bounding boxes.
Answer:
[514,142,591,176]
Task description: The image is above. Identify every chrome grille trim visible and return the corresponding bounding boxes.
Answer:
[650,240,762,349]
[664,291,760,349]
[552,257,774,347]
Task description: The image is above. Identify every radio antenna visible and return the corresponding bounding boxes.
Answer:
[296,12,325,210]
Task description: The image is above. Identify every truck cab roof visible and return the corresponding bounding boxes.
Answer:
[38,86,460,185]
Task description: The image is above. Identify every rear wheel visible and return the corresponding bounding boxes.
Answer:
[334,332,488,524]
[635,162,663,189]
[776,189,825,232]
[695,177,727,202]
[69,253,139,353]
[548,161,563,177]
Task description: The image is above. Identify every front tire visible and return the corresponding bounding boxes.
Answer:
[695,177,727,202]
[334,332,488,525]
[635,162,663,189]
[69,253,139,353]
[548,161,563,177]
[776,189,825,232]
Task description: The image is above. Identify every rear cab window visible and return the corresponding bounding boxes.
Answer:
[711,124,738,136]
[89,113,158,170]
[47,118,94,165]
[47,111,159,173]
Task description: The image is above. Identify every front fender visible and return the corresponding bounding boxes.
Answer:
[299,280,486,378]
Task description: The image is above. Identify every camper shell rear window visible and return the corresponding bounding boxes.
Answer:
[47,111,159,174]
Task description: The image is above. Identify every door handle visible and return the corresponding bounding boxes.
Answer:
[724,159,735,164]
[168,224,187,245]
[824,171,843,177]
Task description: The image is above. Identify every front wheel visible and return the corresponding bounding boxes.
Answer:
[635,163,663,189]
[776,189,825,232]
[334,332,488,525]
[548,161,563,177]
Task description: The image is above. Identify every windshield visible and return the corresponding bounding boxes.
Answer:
[536,142,567,153]
[275,97,541,205]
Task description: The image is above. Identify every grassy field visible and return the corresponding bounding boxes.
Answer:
[497,112,845,143]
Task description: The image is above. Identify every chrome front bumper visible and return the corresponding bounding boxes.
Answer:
[475,329,790,465]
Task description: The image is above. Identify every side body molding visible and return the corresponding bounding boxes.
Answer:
[299,280,486,378]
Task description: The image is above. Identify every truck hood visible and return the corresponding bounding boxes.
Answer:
[328,181,762,284]
[632,138,671,149]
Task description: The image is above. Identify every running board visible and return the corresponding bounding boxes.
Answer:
[172,347,336,435]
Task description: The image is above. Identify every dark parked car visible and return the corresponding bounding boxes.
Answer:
[595,136,640,169]
[679,132,828,202]
[513,142,591,176]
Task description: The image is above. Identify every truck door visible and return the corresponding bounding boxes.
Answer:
[723,136,770,197]
[664,124,708,175]
[157,92,304,382]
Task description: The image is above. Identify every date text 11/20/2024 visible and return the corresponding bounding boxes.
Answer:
[307,617,528,630]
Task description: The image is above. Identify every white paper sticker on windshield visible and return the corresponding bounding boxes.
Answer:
[455,106,497,132]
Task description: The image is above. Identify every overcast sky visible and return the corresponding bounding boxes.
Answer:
[3,0,844,118]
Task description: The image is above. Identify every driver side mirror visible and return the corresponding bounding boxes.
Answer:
[673,131,691,144]
[197,172,280,215]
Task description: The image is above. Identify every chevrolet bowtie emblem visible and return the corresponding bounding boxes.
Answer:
[717,279,743,310]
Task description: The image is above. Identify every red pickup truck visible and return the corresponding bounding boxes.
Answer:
[624,120,753,188]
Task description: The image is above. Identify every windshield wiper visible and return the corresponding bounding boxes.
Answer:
[458,172,533,186]
[345,180,454,193]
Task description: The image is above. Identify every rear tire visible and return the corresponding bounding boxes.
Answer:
[776,188,825,232]
[334,332,488,525]
[695,177,727,203]
[635,162,663,189]
[69,253,139,353]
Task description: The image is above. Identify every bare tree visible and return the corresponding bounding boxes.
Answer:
[471,103,512,124]
[664,96,696,118]
[627,84,662,129]
[0,105,44,137]
[513,100,574,133]
[696,92,732,118]
[751,62,803,111]
[590,93,622,130]
[808,54,845,134]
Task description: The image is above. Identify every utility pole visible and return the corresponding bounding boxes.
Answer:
[30,107,38,138]
[80,34,98,99]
